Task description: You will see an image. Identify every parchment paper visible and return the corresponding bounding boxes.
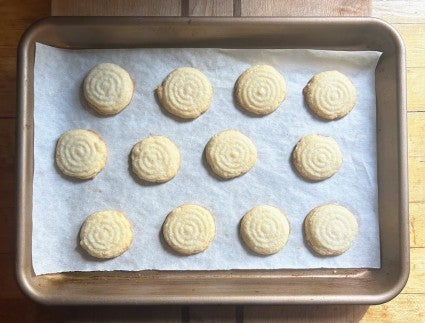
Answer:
[33,43,381,275]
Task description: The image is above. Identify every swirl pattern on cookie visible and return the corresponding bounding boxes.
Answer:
[84,63,134,115]
[131,136,181,183]
[163,204,216,255]
[156,67,213,119]
[235,65,286,115]
[304,204,358,256]
[303,70,356,120]
[240,205,290,255]
[205,130,257,179]
[80,210,133,259]
[55,129,107,180]
[292,134,342,181]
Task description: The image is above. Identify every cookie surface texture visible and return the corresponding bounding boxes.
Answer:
[235,64,286,115]
[131,136,181,183]
[156,67,213,119]
[205,130,257,179]
[292,134,342,181]
[240,205,290,255]
[83,63,134,115]
[55,129,107,180]
[304,204,358,256]
[163,204,216,255]
[80,210,133,259]
[303,70,356,120]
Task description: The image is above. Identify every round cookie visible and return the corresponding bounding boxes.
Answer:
[156,67,213,119]
[303,70,356,120]
[80,210,133,259]
[240,205,290,255]
[162,204,216,255]
[55,129,107,180]
[235,64,286,115]
[304,204,358,256]
[83,63,134,115]
[205,130,257,179]
[131,136,181,183]
[292,134,342,181]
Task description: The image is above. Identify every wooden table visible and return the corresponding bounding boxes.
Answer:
[1,0,424,321]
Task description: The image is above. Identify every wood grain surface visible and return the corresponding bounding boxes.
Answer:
[51,0,371,16]
[1,0,424,322]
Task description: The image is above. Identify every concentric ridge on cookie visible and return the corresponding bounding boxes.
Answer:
[55,129,107,180]
[131,135,181,183]
[156,67,213,119]
[205,129,257,179]
[162,204,216,255]
[83,63,134,115]
[303,70,356,120]
[80,210,133,259]
[235,64,286,115]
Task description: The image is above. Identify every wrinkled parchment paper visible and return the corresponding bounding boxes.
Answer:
[33,43,381,274]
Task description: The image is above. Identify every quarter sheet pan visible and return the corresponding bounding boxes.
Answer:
[17,17,408,305]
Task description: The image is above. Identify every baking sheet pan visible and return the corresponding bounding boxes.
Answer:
[16,17,408,305]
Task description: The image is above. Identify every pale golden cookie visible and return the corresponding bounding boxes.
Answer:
[156,67,213,119]
[205,130,257,179]
[131,136,181,183]
[80,210,133,259]
[303,70,356,120]
[163,204,216,255]
[55,129,107,180]
[304,204,358,256]
[292,134,342,181]
[83,63,134,115]
[240,205,290,255]
[235,64,286,115]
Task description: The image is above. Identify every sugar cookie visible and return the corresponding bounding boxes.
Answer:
[240,205,290,255]
[162,204,216,255]
[55,129,107,180]
[156,67,213,119]
[80,210,133,259]
[235,64,286,115]
[205,130,257,179]
[83,63,134,115]
[304,204,358,256]
[303,70,356,120]
[292,134,342,181]
[131,136,181,183]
